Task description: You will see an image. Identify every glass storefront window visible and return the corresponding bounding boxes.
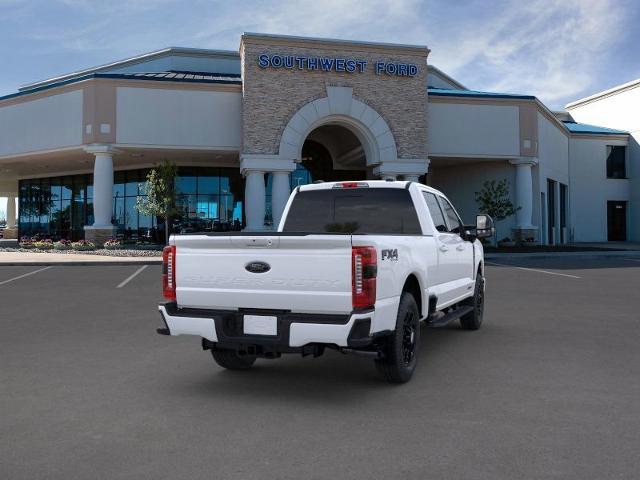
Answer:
[113,171,126,198]
[176,175,197,194]
[61,177,73,200]
[197,175,219,195]
[18,166,244,241]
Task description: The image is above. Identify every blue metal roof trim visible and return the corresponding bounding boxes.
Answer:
[0,72,242,102]
[428,87,536,100]
[562,121,628,135]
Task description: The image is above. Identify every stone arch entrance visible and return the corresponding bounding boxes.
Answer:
[241,86,429,230]
[278,86,398,168]
[301,124,368,181]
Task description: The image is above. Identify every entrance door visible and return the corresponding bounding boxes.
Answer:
[560,183,568,243]
[540,193,547,245]
[547,179,556,245]
[607,201,627,241]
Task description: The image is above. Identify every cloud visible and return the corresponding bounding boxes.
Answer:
[423,0,632,107]
[187,0,635,107]
[2,0,636,108]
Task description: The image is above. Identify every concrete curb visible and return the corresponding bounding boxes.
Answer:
[486,251,640,260]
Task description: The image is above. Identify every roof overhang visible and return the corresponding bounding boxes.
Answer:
[19,47,240,93]
[565,78,640,109]
[427,65,467,90]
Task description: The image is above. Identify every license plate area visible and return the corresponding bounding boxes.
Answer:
[243,315,278,336]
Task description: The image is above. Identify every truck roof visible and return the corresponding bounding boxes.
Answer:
[297,180,445,196]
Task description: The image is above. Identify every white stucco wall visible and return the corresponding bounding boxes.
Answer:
[567,85,640,132]
[0,178,18,196]
[428,102,520,157]
[536,113,570,243]
[429,161,517,241]
[567,85,639,241]
[116,87,242,149]
[0,90,83,157]
[568,136,630,242]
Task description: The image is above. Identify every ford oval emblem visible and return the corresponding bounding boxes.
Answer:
[245,261,271,274]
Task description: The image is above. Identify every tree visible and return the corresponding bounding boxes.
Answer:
[474,179,519,244]
[136,161,178,244]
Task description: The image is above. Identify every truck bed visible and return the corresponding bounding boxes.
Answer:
[173,234,354,314]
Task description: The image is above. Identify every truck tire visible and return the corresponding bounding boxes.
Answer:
[460,273,484,330]
[211,349,256,370]
[375,292,420,383]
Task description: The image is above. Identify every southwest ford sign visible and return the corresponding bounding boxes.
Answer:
[257,54,418,77]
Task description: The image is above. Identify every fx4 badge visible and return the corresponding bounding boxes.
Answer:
[381,249,399,262]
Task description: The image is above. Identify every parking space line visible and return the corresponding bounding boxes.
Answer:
[117,265,148,289]
[486,262,581,279]
[0,266,53,286]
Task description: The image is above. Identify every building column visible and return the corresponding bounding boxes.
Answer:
[509,157,538,241]
[271,171,290,229]
[84,145,117,245]
[243,170,266,231]
[373,159,430,183]
[2,194,18,240]
[241,154,296,231]
[6,195,16,229]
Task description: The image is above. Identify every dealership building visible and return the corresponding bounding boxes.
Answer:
[0,33,637,244]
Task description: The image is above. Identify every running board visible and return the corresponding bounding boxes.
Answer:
[427,305,473,328]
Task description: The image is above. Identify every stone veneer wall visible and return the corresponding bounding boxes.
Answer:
[241,36,429,160]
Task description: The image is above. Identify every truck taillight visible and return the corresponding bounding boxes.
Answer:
[162,245,176,301]
[333,182,369,189]
[352,246,377,310]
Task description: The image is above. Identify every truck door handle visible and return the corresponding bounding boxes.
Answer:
[456,245,465,251]
[439,245,449,252]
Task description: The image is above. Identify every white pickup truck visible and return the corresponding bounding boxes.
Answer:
[157,180,494,383]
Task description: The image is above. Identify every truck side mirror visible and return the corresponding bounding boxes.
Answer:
[475,214,495,239]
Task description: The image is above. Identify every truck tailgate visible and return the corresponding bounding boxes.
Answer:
[173,234,353,314]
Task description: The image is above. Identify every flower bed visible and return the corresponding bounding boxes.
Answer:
[70,240,96,251]
[54,239,72,250]
[33,240,54,250]
[103,238,123,250]
[3,236,163,256]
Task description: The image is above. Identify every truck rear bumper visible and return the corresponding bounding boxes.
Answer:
[158,302,381,350]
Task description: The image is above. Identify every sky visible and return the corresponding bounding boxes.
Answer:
[1,0,640,218]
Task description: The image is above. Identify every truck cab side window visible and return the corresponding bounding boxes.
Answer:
[422,192,448,233]
[439,197,464,235]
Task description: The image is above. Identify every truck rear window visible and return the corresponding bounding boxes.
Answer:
[282,188,422,234]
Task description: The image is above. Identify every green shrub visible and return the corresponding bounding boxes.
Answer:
[71,240,96,251]
[53,240,72,250]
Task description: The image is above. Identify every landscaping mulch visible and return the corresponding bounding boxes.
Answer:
[0,248,161,257]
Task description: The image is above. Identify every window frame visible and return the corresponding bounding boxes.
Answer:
[606,145,627,179]
[422,191,448,233]
[436,195,465,236]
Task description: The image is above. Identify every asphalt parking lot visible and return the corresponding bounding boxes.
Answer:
[1,257,639,479]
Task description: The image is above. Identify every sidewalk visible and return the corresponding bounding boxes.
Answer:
[0,251,162,266]
[486,250,640,260]
[569,242,640,251]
